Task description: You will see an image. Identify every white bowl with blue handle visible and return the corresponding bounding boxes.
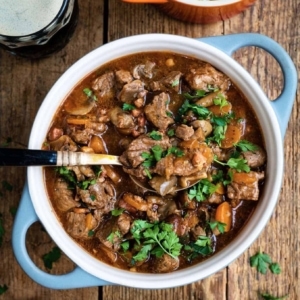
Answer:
[12,33,297,289]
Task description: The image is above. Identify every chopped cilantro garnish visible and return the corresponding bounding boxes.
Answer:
[184,235,213,261]
[0,285,8,295]
[250,251,273,274]
[149,131,162,140]
[213,93,228,108]
[208,221,226,234]
[214,156,250,173]
[88,230,95,237]
[83,88,97,101]
[177,100,210,120]
[235,140,258,152]
[122,103,136,111]
[260,293,288,300]
[111,208,125,216]
[188,179,217,202]
[42,246,61,269]
[131,220,182,262]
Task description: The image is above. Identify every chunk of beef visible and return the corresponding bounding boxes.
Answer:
[152,254,179,273]
[70,128,94,145]
[96,217,122,251]
[175,124,194,141]
[49,135,78,152]
[185,63,230,91]
[96,213,132,251]
[119,133,171,168]
[53,179,79,212]
[79,181,116,217]
[118,80,147,103]
[115,70,133,86]
[227,171,265,206]
[145,195,178,222]
[242,147,266,168]
[152,155,174,180]
[149,71,182,93]
[109,106,135,128]
[92,71,115,98]
[66,211,98,239]
[47,127,63,141]
[211,143,232,162]
[117,213,132,235]
[144,92,174,131]
[133,61,156,79]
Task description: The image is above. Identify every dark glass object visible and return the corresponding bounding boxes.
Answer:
[0,0,79,59]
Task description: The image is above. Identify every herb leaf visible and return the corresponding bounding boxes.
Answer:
[131,221,182,262]
[42,246,61,269]
[269,262,281,274]
[0,285,8,295]
[188,179,217,202]
[122,103,136,111]
[149,131,162,140]
[235,140,258,152]
[260,293,288,300]
[250,251,272,274]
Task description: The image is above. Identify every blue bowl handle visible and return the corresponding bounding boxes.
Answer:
[12,182,112,289]
[199,33,298,138]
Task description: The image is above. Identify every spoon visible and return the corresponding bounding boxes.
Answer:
[0,148,199,194]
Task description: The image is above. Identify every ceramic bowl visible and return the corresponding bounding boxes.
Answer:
[14,33,297,289]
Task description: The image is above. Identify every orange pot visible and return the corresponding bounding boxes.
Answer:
[122,0,256,24]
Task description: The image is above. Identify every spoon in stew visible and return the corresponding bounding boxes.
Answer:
[0,148,200,194]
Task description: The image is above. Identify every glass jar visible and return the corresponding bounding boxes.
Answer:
[0,0,79,59]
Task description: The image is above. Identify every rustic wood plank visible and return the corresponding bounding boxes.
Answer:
[0,1,104,299]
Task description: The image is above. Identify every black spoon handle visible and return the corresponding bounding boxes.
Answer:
[0,148,57,166]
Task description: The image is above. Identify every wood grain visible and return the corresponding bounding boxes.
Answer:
[0,0,299,299]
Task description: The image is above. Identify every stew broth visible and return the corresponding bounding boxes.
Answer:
[44,52,266,273]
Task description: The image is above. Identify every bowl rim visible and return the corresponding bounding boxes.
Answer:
[27,33,283,289]
[171,0,242,7]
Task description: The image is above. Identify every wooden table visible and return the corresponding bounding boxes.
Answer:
[0,0,299,299]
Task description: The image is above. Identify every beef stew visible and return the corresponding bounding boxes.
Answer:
[43,52,266,273]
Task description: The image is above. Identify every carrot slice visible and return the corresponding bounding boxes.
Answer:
[215,201,232,232]
[221,124,242,149]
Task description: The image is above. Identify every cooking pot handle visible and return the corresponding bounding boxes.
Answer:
[198,33,298,137]
[12,182,113,289]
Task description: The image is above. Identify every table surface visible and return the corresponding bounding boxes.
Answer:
[0,1,299,299]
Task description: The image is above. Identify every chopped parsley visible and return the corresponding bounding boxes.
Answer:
[149,131,162,140]
[250,251,281,275]
[83,88,97,101]
[187,179,217,201]
[0,285,8,295]
[111,208,125,216]
[213,93,228,108]
[42,246,61,269]
[260,293,288,300]
[184,235,213,261]
[235,140,258,152]
[130,220,182,262]
[122,103,136,111]
[214,157,250,173]
[208,221,226,234]
[177,100,210,120]
[88,230,95,237]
